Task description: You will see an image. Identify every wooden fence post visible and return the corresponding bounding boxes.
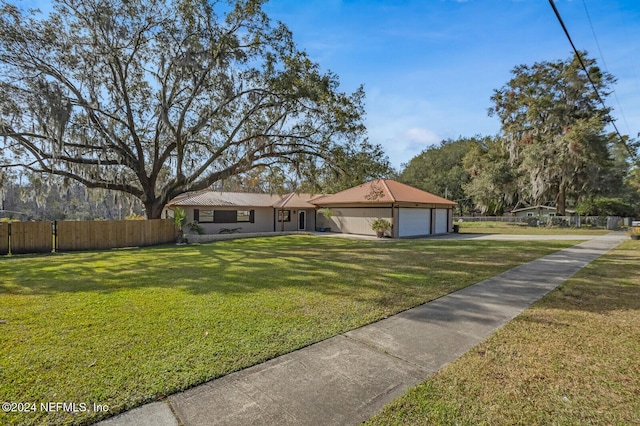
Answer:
[53,220,57,253]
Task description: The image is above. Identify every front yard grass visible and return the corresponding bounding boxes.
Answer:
[0,235,577,425]
[367,239,640,425]
[459,220,609,235]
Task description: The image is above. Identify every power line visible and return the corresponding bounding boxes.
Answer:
[548,0,635,158]
[581,0,631,136]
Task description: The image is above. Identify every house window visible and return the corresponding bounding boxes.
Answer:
[549,213,556,217]
[237,210,252,222]
[214,210,238,223]
[278,210,291,222]
[198,210,214,223]
[194,209,254,223]
[526,212,534,217]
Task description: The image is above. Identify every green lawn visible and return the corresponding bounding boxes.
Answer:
[367,239,640,426]
[458,220,610,235]
[0,235,577,425]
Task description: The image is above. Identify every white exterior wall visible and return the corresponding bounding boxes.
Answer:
[183,206,274,234]
[434,209,449,234]
[318,207,392,236]
[513,208,556,218]
[274,209,316,232]
[169,206,317,234]
[301,210,316,231]
[398,208,431,237]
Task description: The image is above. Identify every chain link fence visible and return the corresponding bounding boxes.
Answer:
[453,216,631,230]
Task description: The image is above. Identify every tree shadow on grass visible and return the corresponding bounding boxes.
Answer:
[0,237,630,426]
[0,236,577,301]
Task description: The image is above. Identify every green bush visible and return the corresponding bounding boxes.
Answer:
[371,218,391,232]
[576,197,635,217]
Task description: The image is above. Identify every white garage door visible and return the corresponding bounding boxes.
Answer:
[398,208,431,237]
[435,209,448,234]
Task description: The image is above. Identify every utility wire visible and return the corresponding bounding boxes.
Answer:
[581,0,631,136]
[548,0,635,158]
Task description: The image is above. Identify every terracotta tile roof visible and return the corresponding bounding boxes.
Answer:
[310,179,457,206]
[167,191,318,208]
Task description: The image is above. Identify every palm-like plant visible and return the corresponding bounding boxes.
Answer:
[173,207,187,243]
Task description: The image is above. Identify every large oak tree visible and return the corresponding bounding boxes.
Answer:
[0,0,367,218]
[462,135,518,215]
[399,137,482,208]
[490,53,615,215]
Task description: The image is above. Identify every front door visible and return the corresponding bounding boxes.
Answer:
[298,211,306,230]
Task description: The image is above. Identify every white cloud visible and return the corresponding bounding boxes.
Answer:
[363,91,446,168]
[362,85,503,169]
[404,128,440,146]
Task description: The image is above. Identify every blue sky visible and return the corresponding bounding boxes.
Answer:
[19,0,640,169]
[263,0,640,169]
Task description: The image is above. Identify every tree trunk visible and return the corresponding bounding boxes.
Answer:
[145,199,166,220]
[556,185,566,216]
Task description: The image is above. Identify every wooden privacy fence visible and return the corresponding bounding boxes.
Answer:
[10,222,53,254]
[57,219,177,251]
[0,219,177,255]
[0,223,9,255]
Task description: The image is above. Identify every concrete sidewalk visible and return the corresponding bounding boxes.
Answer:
[98,232,627,426]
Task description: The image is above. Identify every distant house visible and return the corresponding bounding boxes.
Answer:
[163,192,318,234]
[510,205,576,218]
[311,179,457,238]
[164,179,457,238]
